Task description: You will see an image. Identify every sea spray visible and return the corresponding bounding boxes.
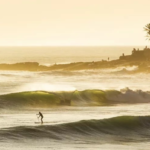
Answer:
[0,89,150,109]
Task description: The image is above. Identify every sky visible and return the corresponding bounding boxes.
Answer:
[0,0,150,46]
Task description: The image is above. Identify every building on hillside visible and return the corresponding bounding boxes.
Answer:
[119,46,150,61]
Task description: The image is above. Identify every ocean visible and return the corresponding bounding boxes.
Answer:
[0,46,150,150]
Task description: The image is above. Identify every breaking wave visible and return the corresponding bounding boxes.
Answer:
[38,66,139,76]
[1,115,150,142]
[0,88,150,109]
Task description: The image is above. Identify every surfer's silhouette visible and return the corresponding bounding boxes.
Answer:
[37,112,44,123]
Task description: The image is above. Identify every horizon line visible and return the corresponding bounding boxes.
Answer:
[0,45,150,47]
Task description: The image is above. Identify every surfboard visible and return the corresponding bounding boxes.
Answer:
[35,122,44,124]
[34,122,52,124]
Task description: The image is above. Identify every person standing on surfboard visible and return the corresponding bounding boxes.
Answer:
[37,112,44,123]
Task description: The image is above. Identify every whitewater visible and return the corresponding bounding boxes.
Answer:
[0,46,150,150]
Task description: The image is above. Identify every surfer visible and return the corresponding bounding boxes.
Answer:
[37,112,44,123]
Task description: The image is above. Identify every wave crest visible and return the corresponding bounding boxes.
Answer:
[0,89,150,109]
[1,116,150,141]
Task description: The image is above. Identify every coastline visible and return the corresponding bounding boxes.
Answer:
[0,47,150,73]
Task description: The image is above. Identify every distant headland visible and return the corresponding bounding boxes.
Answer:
[0,46,150,73]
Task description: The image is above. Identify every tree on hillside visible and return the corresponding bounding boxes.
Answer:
[144,23,150,40]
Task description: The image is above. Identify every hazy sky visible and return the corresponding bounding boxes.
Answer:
[0,0,150,46]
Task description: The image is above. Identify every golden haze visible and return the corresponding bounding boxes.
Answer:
[0,0,150,46]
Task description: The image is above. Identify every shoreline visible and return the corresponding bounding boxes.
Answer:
[0,47,150,73]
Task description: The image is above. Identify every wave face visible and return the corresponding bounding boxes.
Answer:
[0,89,150,109]
[1,116,150,142]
